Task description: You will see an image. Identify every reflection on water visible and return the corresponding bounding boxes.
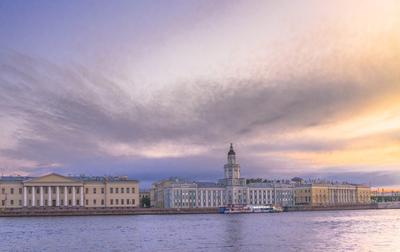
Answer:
[0,209,399,252]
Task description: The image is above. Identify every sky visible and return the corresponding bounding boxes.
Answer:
[0,0,400,188]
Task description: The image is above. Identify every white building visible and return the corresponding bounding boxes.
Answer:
[151,144,295,208]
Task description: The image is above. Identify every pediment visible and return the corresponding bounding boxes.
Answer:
[24,173,79,184]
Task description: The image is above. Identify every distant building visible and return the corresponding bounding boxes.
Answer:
[294,183,371,206]
[151,144,296,208]
[151,144,372,208]
[139,190,150,200]
[371,189,400,202]
[0,173,139,209]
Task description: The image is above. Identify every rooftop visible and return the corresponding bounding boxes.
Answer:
[0,176,32,182]
[0,174,138,183]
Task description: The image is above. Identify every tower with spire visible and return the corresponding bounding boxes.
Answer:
[222,143,247,205]
[224,143,241,186]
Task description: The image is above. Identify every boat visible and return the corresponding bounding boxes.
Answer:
[221,204,283,214]
[249,205,283,213]
[221,204,252,214]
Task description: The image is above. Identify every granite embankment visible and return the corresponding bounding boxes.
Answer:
[285,202,400,212]
[1,203,399,217]
[284,204,378,212]
[0,207,220,217]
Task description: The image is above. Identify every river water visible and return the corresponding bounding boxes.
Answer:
[0,209,399,252]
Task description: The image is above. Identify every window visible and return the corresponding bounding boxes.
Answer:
[110,199,114,205]
[68,200,72,206]
[132,199,135,205]
[101,188,104,194]
[76,200,80,205]
[76,188,80,194]
[116,199,119,205]
[132,188,135,193]
[45,187,48,194]
[61,200,64,205]
[68,188,72,194]
[86,199,89,205]
[10,188,14,194]
[85,188,89,194]
[121,188,124,193]
[93,199,97,205]
[19,200,22,206]
[1,200,4,206]
[10,200,14,205]
[60,187,64,193]
[116,188,119,193]
[28,188,32,194]
[127,199,130,204]
[110,188,113,194]
[19,188,22,194]
[93,188,96,194]
[101,199,104,205]
[36,188,40,194]
[126,188,130,193]
[121,199,124,205]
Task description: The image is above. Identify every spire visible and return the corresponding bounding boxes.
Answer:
[228,143,235,155]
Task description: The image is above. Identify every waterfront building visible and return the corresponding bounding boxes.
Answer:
[0,173,139,209]
[371,189,400,202]
[294,183,371,206]
[356,185,372,204]
[151,144,372,208]
[151,144,295,208]
[150,178,225,208]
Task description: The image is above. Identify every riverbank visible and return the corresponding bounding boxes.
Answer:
[284,204,378,212]
[284,202,400,212]
[1,203,399,217]
[0,207,220,217]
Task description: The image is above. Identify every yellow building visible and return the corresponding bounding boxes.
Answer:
[356,185,371,204]
[0,173,139,209]
[294,183,371,206]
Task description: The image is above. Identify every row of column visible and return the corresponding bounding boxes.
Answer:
[23,186,84,207]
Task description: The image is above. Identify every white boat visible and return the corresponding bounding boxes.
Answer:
[249,205,283,213]
[221,204,252,214]
[221,204,283,214]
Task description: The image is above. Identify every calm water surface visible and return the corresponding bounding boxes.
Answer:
[0,209,399,252]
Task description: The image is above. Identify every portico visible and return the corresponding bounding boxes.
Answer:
[23,173,84,207]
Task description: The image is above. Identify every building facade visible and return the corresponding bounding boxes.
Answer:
[151,144,372,209]
[151,144,296,208]
[0,173,139,209]
[294,183,371,206]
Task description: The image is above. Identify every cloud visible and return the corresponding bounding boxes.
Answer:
[1,50,399,182]
[0,1,399,187]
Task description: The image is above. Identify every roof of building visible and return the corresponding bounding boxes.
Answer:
[0,174,138,183]
[247,182,274,188]
[196,181,225,188]
[228,143,236,155]
[74,175,138,183]
[0,176,32,182]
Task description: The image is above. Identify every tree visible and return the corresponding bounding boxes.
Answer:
[140,196,151,208]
